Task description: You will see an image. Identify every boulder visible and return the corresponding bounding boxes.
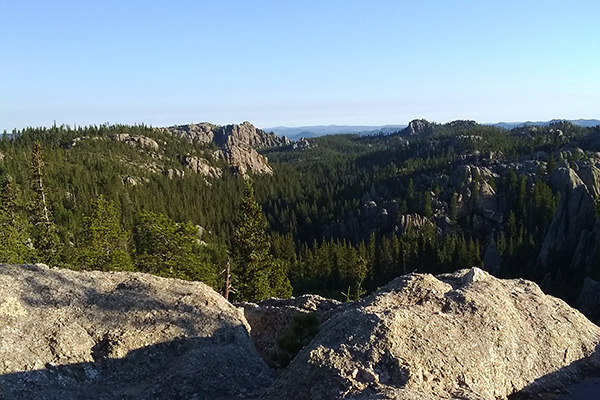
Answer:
[219,146,273,176]
[178,154,222,178]
[548,167,585,193]
[165,168,185,179]
[0,264,272,399]
[262,268,600,399]
[577,165,600,198]
[113,134,159,152]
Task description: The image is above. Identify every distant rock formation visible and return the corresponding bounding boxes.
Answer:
[214,121,291,149]
[452,164,500,216]
[0,264,272,399]
[167,121,290,177]
[167,123,216,144]
[262,268,600,399]
[218,144,273,176]
[404,119,432,135]
[578,165,600,198]
[540,167,597,269]
[177,154,222,178]
[113,133,160,151]
[397,213,434,235]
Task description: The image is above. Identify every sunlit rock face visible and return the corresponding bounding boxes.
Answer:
[263,268,600,400]
[0,263,273,399]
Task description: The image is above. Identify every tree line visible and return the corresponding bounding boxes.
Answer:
[0,120,589,302]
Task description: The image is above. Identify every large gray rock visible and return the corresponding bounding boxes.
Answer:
[262,268,600,400]
[165,123,216,144]
[569,217,600,272]
[0,264,272,399]
[548,166,585,193]
[539,185,596,266]
[219,145,273,176]
[397,213,434,235]
[113,133,159,152]
[452,165,499,215]
[404,119,432,135]
[178,154,222,178]
[215,121,290,149]
[577,165,600,198]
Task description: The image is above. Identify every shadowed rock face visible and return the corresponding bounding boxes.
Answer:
[0,264,273,399]
[539,166,597,270]
[239,295,343,368]
[262,268,600,400]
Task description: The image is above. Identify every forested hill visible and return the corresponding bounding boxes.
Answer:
[2,119,600,317]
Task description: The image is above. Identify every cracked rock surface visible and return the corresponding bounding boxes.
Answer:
[262,268,600,400]
[0,264,272,399]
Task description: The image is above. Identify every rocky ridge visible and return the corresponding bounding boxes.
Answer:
[167,121,290,176]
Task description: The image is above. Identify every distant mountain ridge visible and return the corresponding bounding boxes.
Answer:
[265,119,600,139]
[491,119,600,130]
[263,125,407,140]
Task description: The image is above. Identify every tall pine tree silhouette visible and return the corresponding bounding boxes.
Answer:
[29,141,61,264]
[233,180,291,301]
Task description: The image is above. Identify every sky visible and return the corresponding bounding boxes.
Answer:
[1,0,599,131]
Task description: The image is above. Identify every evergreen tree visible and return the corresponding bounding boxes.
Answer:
[449,191,459,221]
[77,195,132,271]
[423,191,433,218]
[134,211,217,286]
[0,176,30,262]
[233,180,291,301]
[29,141,61,264]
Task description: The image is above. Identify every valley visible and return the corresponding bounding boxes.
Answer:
[2,118,600,399]
[2,119,600,314]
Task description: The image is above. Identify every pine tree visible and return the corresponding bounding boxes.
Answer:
[449,191,459,221]
[133,211,217,286]
[0,176,30,263]
[77,195,132,271]
[423,191,433,218]
[29,141,61,264]
[233,180,291,301]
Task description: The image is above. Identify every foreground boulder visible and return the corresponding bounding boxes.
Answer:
[262,268,600,400]
[0,264,272,399]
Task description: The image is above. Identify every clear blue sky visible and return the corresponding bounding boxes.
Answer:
[1,0,599,131]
